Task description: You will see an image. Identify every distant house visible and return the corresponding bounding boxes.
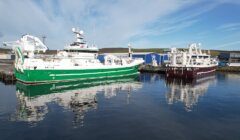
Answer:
[0,53,15,60]
[218,52,240,66]
[0,48,15,60]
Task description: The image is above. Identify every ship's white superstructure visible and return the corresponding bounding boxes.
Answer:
[166,43,218,79]
[168,43,218,68]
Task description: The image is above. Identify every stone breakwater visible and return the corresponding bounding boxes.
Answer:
[138,64,166,73]
[216,66,240,73]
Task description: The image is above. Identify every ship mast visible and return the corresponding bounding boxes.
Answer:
[128,44,132,59]
[72,28,86,47]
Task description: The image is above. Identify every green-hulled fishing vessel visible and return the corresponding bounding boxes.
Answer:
[4,28,144,84]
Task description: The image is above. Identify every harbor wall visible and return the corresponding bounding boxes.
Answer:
[0,63,15,84]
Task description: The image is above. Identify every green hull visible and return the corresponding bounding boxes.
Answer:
[15,65,140,84]
[16,74,139,97]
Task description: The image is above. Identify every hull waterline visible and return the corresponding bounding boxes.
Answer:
[166,66,216,79]
[15,65,140,84]
[16,74,139,97]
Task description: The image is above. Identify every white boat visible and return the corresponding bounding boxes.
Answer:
[166,43,218,79]
[3,28,144,84]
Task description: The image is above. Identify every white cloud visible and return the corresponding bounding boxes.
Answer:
[0,0,239,49]
[217,23,240,32]
[0,0,198,49]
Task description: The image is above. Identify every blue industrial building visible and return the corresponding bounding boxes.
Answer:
[218,52,240,66]
[132,53,168,65]
[97,55,105,63]
[98,52,169,65]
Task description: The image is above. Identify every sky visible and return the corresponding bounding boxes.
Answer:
[0,0,240,50]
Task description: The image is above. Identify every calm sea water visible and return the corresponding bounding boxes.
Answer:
[0,72,240,140]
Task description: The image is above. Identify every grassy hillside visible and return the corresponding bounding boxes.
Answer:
[133,48,166,53]
[99,48,237,57]
[0,48,12,53]
[98,48,167,54]
[98,48,128,53]
[0,47,239,56]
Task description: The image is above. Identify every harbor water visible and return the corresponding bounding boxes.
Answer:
[0,72,240,140]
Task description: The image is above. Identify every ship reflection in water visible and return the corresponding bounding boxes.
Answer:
[11,77,142,127]
[165,75,216,111]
